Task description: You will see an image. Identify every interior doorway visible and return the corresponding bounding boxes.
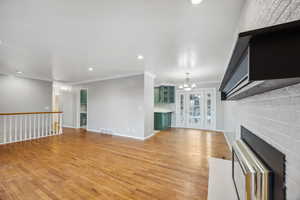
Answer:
[175,88,216,130]
[80,89,88,129]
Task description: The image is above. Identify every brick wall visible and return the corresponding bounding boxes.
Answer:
[223,1,300,200]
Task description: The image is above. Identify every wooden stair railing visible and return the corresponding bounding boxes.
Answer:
[0,112,63,145]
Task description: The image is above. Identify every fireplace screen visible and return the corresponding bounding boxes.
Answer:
[232,140,271,200]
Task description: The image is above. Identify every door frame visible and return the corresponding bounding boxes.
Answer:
[175,88,216,130]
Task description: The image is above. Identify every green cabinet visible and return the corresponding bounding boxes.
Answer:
[154,86,175,104]
[80,90,87,105]
[154,87,160,104]
[154,112,172,130]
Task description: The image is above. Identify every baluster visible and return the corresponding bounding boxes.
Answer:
[38,114,40,138]
[46,114,49,136]
[14,115,17,142]
[3,116,6,144]
[49,114,51,136]
[48,114,51,136]
[46,114,48,136]
[42,114,44,137]
[32,115,36,139]
[55,114,58,135]
[44,114,46,137]
[24,115,27,140]
[29,114,32,140]
[41,114,43,137]
[45,114,47,136]
[59,113,63,134]
[9,116,12,143]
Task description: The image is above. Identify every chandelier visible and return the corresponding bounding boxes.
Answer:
[178,73,197,91]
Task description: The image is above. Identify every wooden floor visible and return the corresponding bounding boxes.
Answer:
[0,128,231,200]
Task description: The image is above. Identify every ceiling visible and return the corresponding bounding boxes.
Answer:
[0,0,244,84]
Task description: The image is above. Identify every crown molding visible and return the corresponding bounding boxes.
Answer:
[70,72,144,85]
[0,72,53,83]
[144,71,156,79]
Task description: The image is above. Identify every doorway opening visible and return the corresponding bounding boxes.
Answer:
[80,89,88,129]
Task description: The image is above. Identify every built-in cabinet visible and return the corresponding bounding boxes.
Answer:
[154,112,172,130]
[154,86,175,104]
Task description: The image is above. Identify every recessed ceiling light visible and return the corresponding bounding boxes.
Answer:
[191,0,203,5]
[16,70,23,74]
[88,67,94,71]
[137,55,144,60]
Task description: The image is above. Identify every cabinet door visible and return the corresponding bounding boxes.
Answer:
[167,113,172,127]
[154,87,160,104]
[163,87,168,103]
[154,113,162,130]
[80,90,87,105]
[159,87,164,103]
[168,86,175,103]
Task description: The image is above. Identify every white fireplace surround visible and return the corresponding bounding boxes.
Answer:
[223,1,300,199]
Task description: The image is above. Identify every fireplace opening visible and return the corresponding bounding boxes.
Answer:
[232,126,286,200]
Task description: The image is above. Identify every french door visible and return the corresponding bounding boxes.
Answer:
[176,89,216,130]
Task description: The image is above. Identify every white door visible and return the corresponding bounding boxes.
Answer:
[176,93,186,128]
[176,89,216,130]
[187,92,204,129]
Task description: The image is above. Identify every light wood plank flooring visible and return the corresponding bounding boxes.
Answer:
[0,128,231,200]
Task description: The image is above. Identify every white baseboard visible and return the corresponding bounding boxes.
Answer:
[63,125,76,128]
[87,128,153,140]
[222,132,233,151]
[144,131,159,140]
[171,127,226,133]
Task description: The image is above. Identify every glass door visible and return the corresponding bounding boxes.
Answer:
[204,89,216,130]
[187,93,204,129]
[176,93,186,128]
[176,88,216,130]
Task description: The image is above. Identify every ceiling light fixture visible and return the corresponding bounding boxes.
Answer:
[191,0,203,5]
[179,73,197,91]
[137,54,144,60]
[88,67,94,71]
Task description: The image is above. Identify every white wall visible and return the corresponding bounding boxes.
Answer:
[144,73,155,138]
[0,74,52,113]
[223,1,300,199]
[60,91,76,127]
[82,75,145,139]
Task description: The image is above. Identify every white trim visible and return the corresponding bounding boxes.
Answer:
[0,72,53,82]
[63,125,75,128]
[156,80,221,87]
[222,131,233,151]
[87,128,158,140]
[144,131,159,140]
[144,71,156,79]
[70,72,144,85]
[110,132,145,140]
[196,80,221,84]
